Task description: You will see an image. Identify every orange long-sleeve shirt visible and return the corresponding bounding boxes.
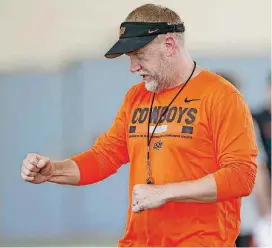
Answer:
[71,70,258,247]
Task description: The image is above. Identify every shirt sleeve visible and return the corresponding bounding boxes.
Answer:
[211,91,258,201]
[71,92,130,186]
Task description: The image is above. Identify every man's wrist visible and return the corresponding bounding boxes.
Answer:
[47,159,80,185]
[50,160,67,177]
[162,182,186,202]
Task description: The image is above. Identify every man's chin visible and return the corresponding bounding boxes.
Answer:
[144,81,159,92]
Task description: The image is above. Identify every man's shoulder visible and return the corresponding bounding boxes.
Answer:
[200,69,242,101]
[202,70,239,93]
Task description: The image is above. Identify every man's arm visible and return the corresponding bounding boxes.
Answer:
[22,90,131,186]
[48,159,80,185]
[48,98,129,185]
[21,154,80,185]
[58,93,130,186]
[70,92,130,185]
[166,92,258,203]
[210,92,258,201]
[131,175,217,212]
[132,91,258,212]
[71,90,131,185]
[163,174,217,203]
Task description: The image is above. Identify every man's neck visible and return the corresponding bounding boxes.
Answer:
[170,58,201,88]
[155,51,202,93]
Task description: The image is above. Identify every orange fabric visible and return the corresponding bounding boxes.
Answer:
[71,70,258,247]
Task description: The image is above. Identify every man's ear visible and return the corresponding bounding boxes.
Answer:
[164,35,176,57]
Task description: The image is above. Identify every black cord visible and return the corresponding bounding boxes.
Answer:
[146,60,197,184]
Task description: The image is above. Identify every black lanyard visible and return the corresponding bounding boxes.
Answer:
[145,61,197,184]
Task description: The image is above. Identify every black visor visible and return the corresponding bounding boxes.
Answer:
[105,22,185,59]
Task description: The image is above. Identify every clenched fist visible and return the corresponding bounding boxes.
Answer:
[132,184,168,213]
[21,153,54,184]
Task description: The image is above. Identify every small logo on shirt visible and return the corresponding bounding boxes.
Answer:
[184,97,200,103]
[153,140,163,150]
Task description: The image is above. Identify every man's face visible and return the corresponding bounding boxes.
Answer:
[127,38,172,92]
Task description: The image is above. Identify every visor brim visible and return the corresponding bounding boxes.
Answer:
[105,36,157,59]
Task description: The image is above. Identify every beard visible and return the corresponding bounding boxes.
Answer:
[144,79,159,92]
[143,71,173,93]
[144,56,175,92]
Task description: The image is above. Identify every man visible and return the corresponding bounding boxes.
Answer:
[21,4,258,247]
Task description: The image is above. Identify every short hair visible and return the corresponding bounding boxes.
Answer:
[125,4,184,43]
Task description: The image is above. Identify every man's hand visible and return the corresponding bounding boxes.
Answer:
[132,184,167,213]
[21,153,54,184]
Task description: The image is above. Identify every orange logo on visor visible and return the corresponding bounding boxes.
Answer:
[120,27,126,37]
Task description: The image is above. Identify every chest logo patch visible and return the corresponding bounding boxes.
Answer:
[153,140,164,150]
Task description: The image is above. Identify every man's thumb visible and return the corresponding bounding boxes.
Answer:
[36,158,50,169]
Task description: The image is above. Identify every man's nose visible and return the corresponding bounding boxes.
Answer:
[130,58,141,73]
